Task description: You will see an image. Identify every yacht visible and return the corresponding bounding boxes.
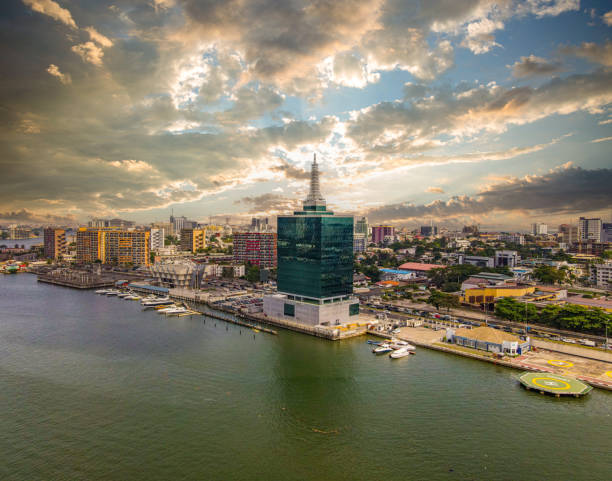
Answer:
[390,347,412,359]
[124,294,141,301]
[142,297,173,308]
[95,289,110,294]
[117,291,132,298]
[161,306,188,315]
[373,344,393,354]
[105,289,121,296]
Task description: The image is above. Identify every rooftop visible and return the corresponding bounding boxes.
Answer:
[398,262,446,272]
[453,326,521,344]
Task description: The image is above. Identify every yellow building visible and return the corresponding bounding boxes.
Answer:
[461,285,536,307]
[76,228,150,266]
[180,228,206,253]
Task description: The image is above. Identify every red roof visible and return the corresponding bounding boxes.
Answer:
[398,262,446,272]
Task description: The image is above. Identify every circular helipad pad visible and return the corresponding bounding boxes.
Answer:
[518,372,592,396]
[547,359,574,368]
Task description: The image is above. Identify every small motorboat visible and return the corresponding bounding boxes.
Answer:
[366,340,382,345]
[95,289,110,294]
[390,347,412,359]
[373,344,393,354]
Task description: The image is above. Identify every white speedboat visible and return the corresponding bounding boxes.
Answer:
[95,289,110,294]
[161,306,188,315]
[390,347,412,359]
[105,289,121,296]
[373,344,393,354]
[117,291,132,298]
[125,294,141,300]
[141,296,172,306]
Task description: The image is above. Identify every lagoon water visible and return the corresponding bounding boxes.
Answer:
[1,274,611,480]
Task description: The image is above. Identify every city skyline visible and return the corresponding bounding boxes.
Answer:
[1,0,612,230]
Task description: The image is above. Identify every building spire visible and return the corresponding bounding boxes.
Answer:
[304,153,326,209]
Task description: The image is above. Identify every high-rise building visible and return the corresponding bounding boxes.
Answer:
[371,225,394,245]
[233,232,277,268]
[264,154,358,326]
[578,217,602,242]
[499,233,525,245]
[354,217,368,235]
[602,223,612,243]
[180,228,206,253]
[43,227,66,259]
[558,224,579,245]
[88,218,135,229]
[531,223,548,235]
[420,225,438,237]
[353,232,367,253]
[76,228,150,265]
[150,228,165,251]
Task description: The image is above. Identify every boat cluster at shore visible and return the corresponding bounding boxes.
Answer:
[367,339,416,359]
[95,289,198,316]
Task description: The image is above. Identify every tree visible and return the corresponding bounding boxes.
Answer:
[362,265,381,282]
[427,290,459,312]
[533,265,566,285]
[245,262,260,283]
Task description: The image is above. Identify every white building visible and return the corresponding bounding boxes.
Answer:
[150,228,165,251]
[353,232,367,253]
[495,250,519,268]
[499,233,525,245]
[578,217,602,242]
[531,223,548,235]
[591,262,612,289]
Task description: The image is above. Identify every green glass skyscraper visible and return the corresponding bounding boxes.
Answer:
[264,155,358,326]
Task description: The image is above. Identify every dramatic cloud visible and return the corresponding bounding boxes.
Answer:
[365,166,612,223]
[84,26,113,48]
[347,70,612,159]
[71,42,105,66]
[561,41,612,67]
[46,64,71,84]
[236,193,300,214]
[510,55,563,77]
[270,160,310,180]
[22,0,77,29]
[0,209,78,225]
[604,11,612,26]
[426,187,445,194]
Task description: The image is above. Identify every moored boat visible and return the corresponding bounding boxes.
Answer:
[373,344,393,354]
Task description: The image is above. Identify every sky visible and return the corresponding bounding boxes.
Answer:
[1,0,611,231]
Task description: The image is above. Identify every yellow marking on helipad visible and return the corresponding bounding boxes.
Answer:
[605,371,612,379]
[548,360,573,368]
[532,377,571,390]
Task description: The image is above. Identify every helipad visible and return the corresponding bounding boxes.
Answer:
[518,372,592,397]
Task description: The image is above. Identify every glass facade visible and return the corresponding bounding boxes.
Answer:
[277,214,353,299]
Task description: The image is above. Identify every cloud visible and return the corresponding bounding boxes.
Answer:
[347,70,612,159]
[604,11,612,26]
[591,136,612,143]
[561,41,612,67]
[365,166,612,223]
[71,42,105,66]
[510,54,563,77]
[84,26,113,48]
[22,0,77,29]
[236,193,300,214]
[46,63,71,84]
[427,187,445,193]
[0,208,78,225]
[270,160,310,180]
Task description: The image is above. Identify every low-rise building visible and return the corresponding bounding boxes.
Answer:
[458,254,494,268]
[591,262,612,290]
[446,326,530,355]
[495,250,519,268]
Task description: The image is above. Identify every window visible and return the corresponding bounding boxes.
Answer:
[349,303,359,316]
[283,303,295,317]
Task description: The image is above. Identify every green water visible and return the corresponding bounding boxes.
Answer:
[1,274,611,480]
